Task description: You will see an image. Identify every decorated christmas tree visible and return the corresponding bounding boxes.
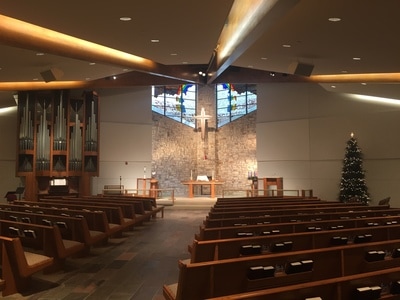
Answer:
[339,133,370,204]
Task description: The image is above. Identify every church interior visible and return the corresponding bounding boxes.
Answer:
[1,0,400,299]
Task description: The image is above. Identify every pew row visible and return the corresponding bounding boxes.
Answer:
[197,214,400,240]
[203,208,400,228]
[38,197,151,225]
[205,266,400,300]
[2,202,124,238]
[0,219,86,272]
[88,195,165,218]
[0,208,108,249]
[14,200,134,236]
[207,204,391,220]
[163,238,400,299]
[210,201,367,212]
[215,196,321,204]
[190,222,400,262]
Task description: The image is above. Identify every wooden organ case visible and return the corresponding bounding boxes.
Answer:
[16,90,99,200]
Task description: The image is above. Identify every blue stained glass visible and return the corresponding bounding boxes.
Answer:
[152,85,197,128]
[216,84,257,128]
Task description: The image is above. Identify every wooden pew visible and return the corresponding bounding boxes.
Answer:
[215,196,321,204]
[62,196,153,223]
[197,214,400,240]
[163,239,400,300]
[0,208,108,250]
[0,235,54,296]
[15,200,134,236]
[206,204,391,220]
[203,208,400,228]
[204,266,400,300]
[190,222,400,262]
[0,202,112,237]
[37,198,142,229]
[87,194,165,219]
[0,219,86,270]
[210,202,367,212]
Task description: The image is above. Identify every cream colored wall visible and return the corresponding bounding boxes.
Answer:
[0,107,22,198]
[256,83,400,205]
[92,87,153,194]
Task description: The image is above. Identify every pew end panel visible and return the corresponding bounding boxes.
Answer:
[0,236,54,296]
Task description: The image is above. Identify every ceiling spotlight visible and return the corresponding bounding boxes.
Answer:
[269,72,276,77]
[198,71,206,77]
[112,75,117,80]
[328,17,341,22]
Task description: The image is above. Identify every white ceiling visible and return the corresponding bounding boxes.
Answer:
[1,0,400,106]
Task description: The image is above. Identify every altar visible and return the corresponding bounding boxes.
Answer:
[181,180,224,198]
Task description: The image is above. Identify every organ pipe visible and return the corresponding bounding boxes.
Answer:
[18,94,33,150]
[36,100,50,171]
[69,112,82,171]
[53,90,67,151]
[85,99,97,151]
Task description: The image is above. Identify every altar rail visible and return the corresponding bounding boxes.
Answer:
[221,189,313,198]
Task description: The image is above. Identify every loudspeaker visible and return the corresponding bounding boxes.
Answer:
[40,68,63,82]
[289,62,314,77]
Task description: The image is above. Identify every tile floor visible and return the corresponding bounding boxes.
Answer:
[2,197,215,300]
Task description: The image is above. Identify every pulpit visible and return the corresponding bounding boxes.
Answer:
[260,177,283,196]
[150,178,159,198]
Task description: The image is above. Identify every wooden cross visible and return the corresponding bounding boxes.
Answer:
[194,107,211,140]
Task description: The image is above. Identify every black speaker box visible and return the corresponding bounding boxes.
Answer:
[290,62,314,77]
[40,68,63,82]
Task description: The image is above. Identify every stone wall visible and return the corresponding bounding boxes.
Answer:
[152,84,257,197]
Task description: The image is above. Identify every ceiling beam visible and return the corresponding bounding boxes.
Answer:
[0,14,199,84]
[206,0,299,84]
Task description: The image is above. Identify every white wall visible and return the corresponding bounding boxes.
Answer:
[92,87,153,195]
[0,107,22,199]
[257,83,400,206]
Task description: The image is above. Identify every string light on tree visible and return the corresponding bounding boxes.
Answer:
[338,132,370,204]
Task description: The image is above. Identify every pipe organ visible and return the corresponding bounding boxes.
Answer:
[16,90,99,200]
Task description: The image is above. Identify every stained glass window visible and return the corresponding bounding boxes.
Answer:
[216,83,257,127]
[152,84,196,128]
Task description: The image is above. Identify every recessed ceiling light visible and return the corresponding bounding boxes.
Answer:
[328,17,341,22]
[170,53,178,56]
[119,17,132,21]
[261,57,267,60]
[248,65,254,68]
[182,61,188,64]
[89,62,96,65]
[361,82,367,85]
[33,78,39,81]
[36,52,45,56]
[331,85,336,88]
[282,44,291,48]
[122,68,129,72]
[353,57,361,61]
[151,39,160,43]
